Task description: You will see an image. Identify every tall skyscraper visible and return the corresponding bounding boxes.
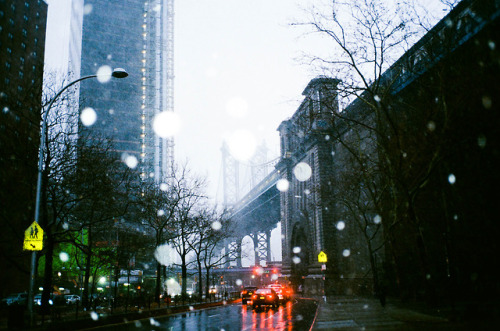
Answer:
[79,0,174,183]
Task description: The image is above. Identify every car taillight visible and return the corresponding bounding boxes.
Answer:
[252,295,257,299]
[267,295,273,299]
[242,291,247,295]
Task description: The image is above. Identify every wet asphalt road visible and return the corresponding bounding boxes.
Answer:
[91,298,318,331]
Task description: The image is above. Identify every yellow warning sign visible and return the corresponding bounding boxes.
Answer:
[318,251,328,263]
[23,221,43,251]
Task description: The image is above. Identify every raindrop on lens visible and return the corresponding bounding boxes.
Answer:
[153,111,181,138]
[59,252,69,262]
[427,121,436,132]
[336,221,345,230]
[90,312,99,321]
[448,174,456,184]
[81,107,97,126]
[160,183,168,191]
[83,4,93,15]
[293,246,301,254]
[276,179,290,192]
[373,215,382,224]
[189,306,194,311]
[211,221,222,231]
[157,209,165,217]
[477,135,487,148]
[374,95,381,102]
[292,256,301,264]
[482,96,492,109]
[293,162,312,182]
[236,279,243,286]
[488,40,496,50]
[342,249,350,257]
[96,65,112,83]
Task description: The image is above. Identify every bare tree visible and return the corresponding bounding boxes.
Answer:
[292,0,459,302]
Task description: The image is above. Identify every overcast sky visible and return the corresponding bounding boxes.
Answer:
[44,0,451,266]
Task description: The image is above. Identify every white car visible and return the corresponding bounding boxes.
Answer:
[64,294,80,304]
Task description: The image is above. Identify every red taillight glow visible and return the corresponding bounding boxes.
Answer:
[252,295,257,299]
[267,295,273,299]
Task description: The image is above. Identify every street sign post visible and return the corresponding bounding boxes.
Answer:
[23,221,43,251]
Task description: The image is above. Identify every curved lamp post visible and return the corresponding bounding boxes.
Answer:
[28,68,128,323]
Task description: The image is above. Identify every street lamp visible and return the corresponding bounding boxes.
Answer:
[27,68,128,323]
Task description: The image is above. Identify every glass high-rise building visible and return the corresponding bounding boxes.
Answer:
[79,0,174,183]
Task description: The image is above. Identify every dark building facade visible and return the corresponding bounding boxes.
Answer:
[278,0,500,303]
[0,0,47,295]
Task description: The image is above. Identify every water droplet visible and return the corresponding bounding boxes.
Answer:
[96,65,112,83]
[90,311,99,321]
[373,215,382,224]
[236,279,243,286]
[427,121,436,132]
[160,183,168,191]
[374,95,381,102]
[448,174,456,184]
[59,252,69,262]
[292,256,301,264]
[293,162,312,182]
[488,40,496,50]
[150,318,160,326]
[189,306,194,311]
[2,107,9,113]
[336,221,345,230]
[276,179,290,192]
[121,153,138,169]
[81,107,97,126]
[157,209,165,217]
[342,249,350,257]
[304,189,310,195]
[293,246,301,254]
[211,221,222,231]
[477,134,487,148]
[482,96,492,109]
[83,4,93,15]
[325,135,330,141]
[153,111,181,138]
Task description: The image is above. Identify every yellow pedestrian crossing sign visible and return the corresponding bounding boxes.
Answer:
[23,221,43,251]
[318,251,327,263]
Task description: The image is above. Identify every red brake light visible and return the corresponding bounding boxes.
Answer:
[267,295,273,299]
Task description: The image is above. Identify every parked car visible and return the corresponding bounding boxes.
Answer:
[1,292,27,307]
[241,286,258,305]
[65,294,80,305]
[251,288,279,309]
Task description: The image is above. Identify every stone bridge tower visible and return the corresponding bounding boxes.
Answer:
[276,77,340,294]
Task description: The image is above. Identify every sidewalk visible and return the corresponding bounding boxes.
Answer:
[311,296,498,330]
